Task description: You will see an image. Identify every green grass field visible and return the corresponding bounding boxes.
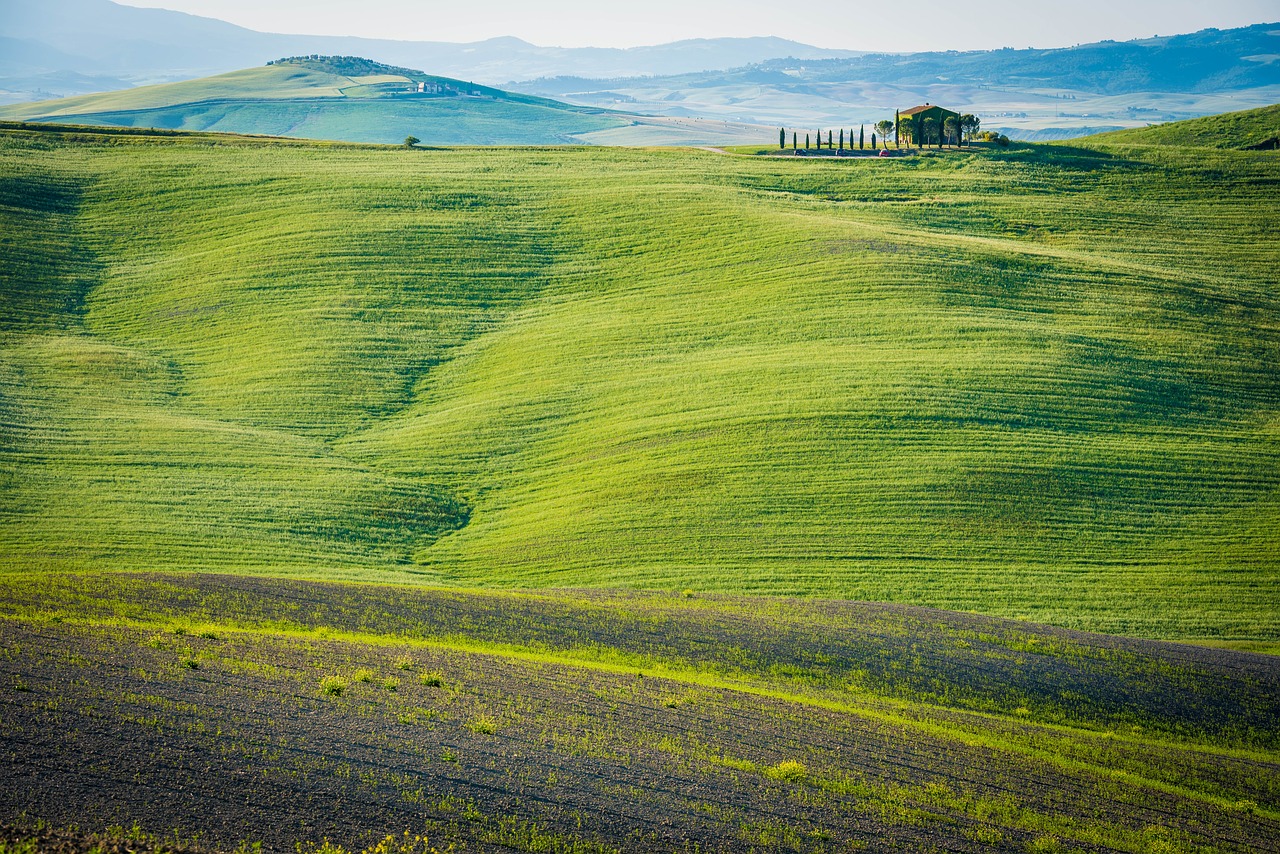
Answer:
[1,107,1278,641]
[1094,104,1280,149]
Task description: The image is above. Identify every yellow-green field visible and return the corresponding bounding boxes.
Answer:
[1,111,1278,641]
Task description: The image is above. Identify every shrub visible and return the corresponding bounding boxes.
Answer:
[765,760,807,783]
[467,714,497,735]
[320,675,347,696]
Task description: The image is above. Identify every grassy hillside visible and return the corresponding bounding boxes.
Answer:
[1,573,1277,853]
[1,121,1277,640]
[0,60,631,145]
[1092,103,1280,149]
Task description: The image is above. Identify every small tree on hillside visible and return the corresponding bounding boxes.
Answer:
[960,114,980,145]
[897,116,914,148]
[792,131,797,150]
[874,120,894,149]
[870,132,876,149]
[859,125,865,150]
[805,133,810,149]
[780,127,786,150]
[839,128,844,151]
[943,116,959,147]
[403,136,420,148]
[921,118,938,148]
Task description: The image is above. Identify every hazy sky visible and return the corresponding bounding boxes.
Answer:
[116,0,1279,49]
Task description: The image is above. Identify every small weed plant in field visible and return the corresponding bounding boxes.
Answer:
[394,656,414,671]
[419,671,445,687]
[765,760,808,783]
[320,675,347,696]
[398,707,439,725]
[353,668,374,684]
[467,714,498,735]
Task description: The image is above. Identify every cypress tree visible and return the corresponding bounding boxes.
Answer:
[859,125,865,150]
[895,109,901,149]
[779,127,785,149]
[838,128,844,151]
[805,133,810,149]
[871,132,876,149]
[792,132,797,150]
[828,130,833,149]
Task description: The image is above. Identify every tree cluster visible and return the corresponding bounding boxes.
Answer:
[267,55,424,80]
[778,113,984,153]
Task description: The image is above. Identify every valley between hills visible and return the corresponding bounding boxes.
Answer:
[1,106,1278,851]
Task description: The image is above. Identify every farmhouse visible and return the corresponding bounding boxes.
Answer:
[900,103,960,145]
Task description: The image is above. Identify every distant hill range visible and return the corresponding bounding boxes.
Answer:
[0,0,859,104]
[510,23,1280,139]
[1,0,1275,139]
[0,56,773,146]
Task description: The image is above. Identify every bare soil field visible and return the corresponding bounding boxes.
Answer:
[1,574,1277,853]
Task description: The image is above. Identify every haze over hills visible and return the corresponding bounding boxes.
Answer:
[0,56,773,146]
[3,0,1276,140]
[0,0,859,104]
[512,23,1280,138]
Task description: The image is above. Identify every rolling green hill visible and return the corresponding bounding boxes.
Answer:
[1,114,1277,641]
[0,57,633,144]
[1092,103,1280,148]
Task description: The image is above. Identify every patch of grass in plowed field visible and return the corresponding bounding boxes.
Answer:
[2,574,1278,853]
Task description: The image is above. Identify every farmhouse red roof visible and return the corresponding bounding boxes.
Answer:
[901,104,945,116]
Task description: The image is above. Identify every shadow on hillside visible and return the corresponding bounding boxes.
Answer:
[1023,142,1153,171]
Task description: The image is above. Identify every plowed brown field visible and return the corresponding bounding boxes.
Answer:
[2,574,1277,853]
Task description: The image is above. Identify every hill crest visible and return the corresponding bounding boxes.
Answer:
[0,57,776,146]
[1085,102,1280,149]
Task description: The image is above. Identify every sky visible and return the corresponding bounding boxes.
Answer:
[115,0,1280,49]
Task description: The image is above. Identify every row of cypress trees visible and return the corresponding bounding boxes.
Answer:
[778,110,981,151]
[777,124,885,151]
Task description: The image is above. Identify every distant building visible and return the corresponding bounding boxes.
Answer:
[900,103,960,145]
[416,81,444,94]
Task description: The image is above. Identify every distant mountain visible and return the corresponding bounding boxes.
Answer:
[763,24,1280,94]
[509,23,1280,139]
[0,0,860,103]
[0,56,773,147]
